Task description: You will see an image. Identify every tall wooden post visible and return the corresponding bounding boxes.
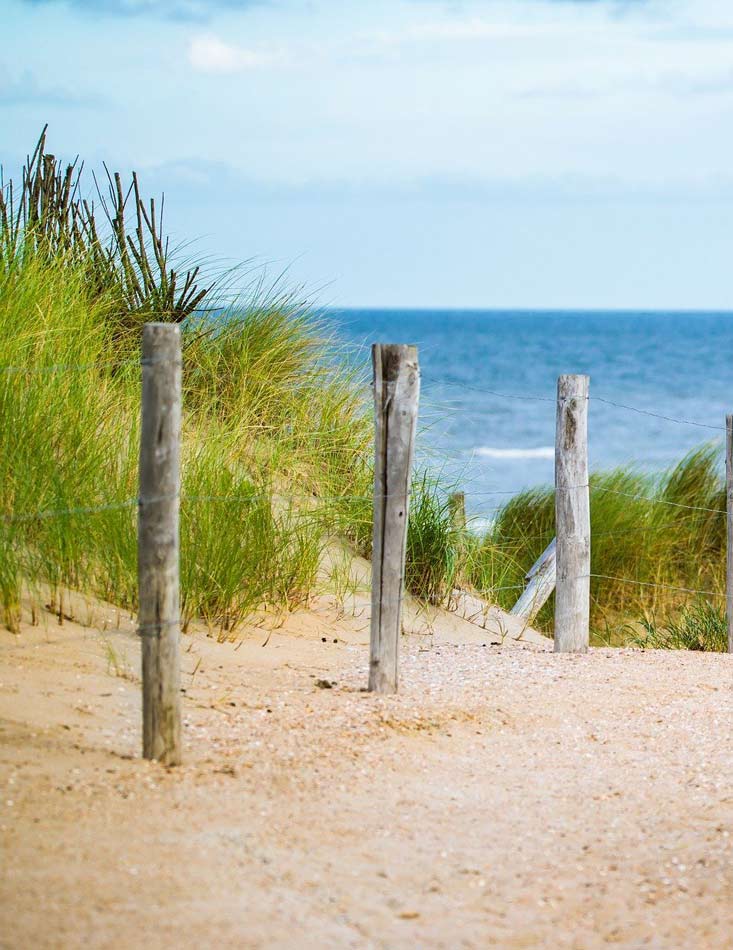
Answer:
[726,415,733,654]
[369,344,420,693]
[554,374,590,653]
[139,323,182,765]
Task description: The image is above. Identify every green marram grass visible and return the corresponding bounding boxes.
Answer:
[327,467,465,605]
[628,600,727,652]
[464,445,727,648]
[1,130,729,650]
[0,255,371,635]
[0,129,460,636]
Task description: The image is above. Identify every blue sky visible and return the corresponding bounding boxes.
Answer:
[2,0,733,308]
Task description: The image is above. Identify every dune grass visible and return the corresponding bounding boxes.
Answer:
[0,130,466,634]
[327,467,465,605]
[1,131,728,649]
[628,600,727,652]
[0,254,372,634]
[464,445,727,645]
[2,256,725,643]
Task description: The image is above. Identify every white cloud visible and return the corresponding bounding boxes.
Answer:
[188,34,279,73]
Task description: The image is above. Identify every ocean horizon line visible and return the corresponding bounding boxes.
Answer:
[326,306,733,316]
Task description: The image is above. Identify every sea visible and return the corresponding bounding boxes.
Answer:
[328,309,733,523]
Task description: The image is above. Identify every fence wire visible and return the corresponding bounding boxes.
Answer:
[591,396,726,431]
[0,357,724,432]
[428,376,725,431]
[587,573,725,598]
[1,354,730,623]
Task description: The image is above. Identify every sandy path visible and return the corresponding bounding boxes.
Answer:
[0,606,732,949]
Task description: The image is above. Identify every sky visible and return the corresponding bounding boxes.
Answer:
[2,0,733,309]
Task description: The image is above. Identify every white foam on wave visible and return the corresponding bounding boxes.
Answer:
[474,446,555,460]
[468,517,497,535]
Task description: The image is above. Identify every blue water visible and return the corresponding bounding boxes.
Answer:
[328,309,733,522]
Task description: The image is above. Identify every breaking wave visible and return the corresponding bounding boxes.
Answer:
[474,446,555,460]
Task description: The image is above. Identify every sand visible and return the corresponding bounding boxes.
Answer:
[1,595,732,949]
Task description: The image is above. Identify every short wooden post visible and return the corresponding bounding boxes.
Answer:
[139,323,182,765]
[726,415,733,654]
[554,375,590,653]
[369,344,420,693]
[448,491,467,532]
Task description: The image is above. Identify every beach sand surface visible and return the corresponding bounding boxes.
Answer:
[1,592,731,949]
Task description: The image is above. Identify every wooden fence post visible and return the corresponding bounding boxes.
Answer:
[448,491,467,532]
[554,374,590,653]
[139,323,182,765]
[727,415,733,654]
[369,344,420,693]
[511,537,557,624]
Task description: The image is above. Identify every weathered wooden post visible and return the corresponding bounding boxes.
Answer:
[511,537,557,624]
[554,375,590,653]
[139,323,182,765]
[369,344,420,693]
[448,491,467,532]
[726,415,733,654]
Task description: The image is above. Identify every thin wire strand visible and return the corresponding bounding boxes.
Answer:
[0,355,723,434]
[591,486,727,515]
[459,583,527,595]
[587,573,725,598]
[497,482,729,516]
[2,486,725,524]
[592,396,725,431]
[426,376,724,431]
[0,356,182,375]
[0,359,139,375]
[433,378,554,402]
[137,618,180,638]
[2,498,138,524]
[0,492,518,524]
[481,506,730,545]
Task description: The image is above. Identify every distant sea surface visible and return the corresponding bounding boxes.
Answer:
[327,309,733,521]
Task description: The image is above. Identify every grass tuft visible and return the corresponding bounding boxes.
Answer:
[465,445,727,642]
[628,600,727,652]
